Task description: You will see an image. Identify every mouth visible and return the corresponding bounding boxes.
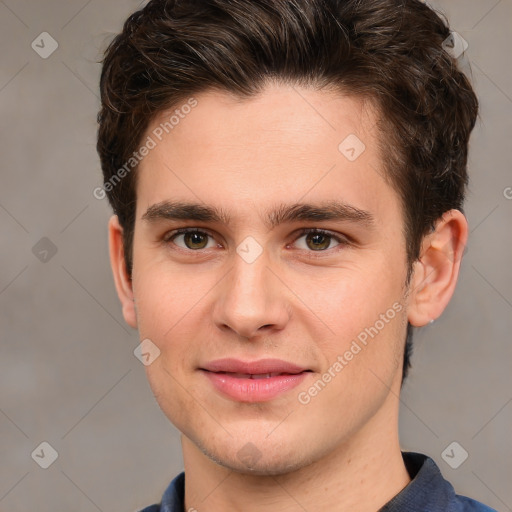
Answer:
[200,357,310,375]
[211,371,308,379]
[199,359,312,402]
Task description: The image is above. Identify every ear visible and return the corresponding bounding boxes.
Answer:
[108,215,138,329]
[407,209,468,327]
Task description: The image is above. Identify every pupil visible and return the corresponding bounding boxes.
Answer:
[307,233,329,251]
[186,232,207,249]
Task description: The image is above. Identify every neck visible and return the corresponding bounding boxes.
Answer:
[181,397,411,512]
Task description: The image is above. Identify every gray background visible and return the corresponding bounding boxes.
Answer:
[0,0,511,510]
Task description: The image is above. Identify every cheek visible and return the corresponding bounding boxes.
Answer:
[304,258,408,386]
[132,259,221,386]
[132,259,202,336]
[307,263,404,336]
[144,358,200,434]
[300,300,407,424]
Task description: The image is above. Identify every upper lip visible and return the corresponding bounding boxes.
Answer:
[200,358,309,374]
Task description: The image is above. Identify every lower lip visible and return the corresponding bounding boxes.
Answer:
[201,370,309,402]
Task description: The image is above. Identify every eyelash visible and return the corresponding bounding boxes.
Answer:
[162,227,350,255]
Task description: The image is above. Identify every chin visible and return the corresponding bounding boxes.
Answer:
[211,450,308,476]
[194,433,318,476]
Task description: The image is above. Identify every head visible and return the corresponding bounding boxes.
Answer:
[97,0,478,474]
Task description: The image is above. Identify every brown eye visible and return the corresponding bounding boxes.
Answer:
[183,232,209,249]
[166,229,216,250]
[305,232,332,251]
[293,229,346,252]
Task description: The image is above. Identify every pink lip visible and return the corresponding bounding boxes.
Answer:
[200,358,311,402]
[201,358,308,374]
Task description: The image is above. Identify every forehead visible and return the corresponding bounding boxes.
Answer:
[148,83,378,154]
[135,84,399,228]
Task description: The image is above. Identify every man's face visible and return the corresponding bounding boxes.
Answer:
[130,83,411,474]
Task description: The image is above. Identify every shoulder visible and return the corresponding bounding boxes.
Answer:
[382,452,498,512]
[454,495,498,512]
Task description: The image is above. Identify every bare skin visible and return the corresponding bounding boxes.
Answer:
[109,83,467,511]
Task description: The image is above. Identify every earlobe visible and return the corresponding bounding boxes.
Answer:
[108,215,138,329]
[407,210,468,327]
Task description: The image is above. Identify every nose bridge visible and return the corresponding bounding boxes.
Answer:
[213,245,288,338]
[229,249,272,312]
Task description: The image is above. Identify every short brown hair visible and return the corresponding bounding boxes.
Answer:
[96,0,479,382]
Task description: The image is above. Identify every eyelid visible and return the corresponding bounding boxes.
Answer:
[294,227,349,244]
[163,227,215,241]
[163,227,221,249]
[290,227,350,253]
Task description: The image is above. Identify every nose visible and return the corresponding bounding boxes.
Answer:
[212,249,290,340]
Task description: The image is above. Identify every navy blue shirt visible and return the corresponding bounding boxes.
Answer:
[139,452,496,511]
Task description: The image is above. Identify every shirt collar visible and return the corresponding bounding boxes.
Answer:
[378,451,456,510]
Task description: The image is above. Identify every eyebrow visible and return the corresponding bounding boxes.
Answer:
[141,200,375,230]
